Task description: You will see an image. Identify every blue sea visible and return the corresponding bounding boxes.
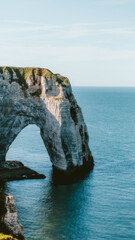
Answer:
[5,87,135,240]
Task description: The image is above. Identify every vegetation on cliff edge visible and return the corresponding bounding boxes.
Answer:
[0,67,69,87]
[0,233,18,240]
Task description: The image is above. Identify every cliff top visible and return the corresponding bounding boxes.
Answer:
[0,66,69,87]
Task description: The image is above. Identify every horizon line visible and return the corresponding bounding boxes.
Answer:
[72,85,135,87]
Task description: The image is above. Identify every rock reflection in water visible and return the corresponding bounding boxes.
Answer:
[36,172,93,240]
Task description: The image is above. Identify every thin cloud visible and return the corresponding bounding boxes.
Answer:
[1,18,133,43]
[0,19,115,26]
[0,25,62,33]
[0,20,40,25]
[0,26,135,41]
[0,44,135,62]
[99,0,135,5]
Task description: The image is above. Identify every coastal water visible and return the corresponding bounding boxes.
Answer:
[4,87,135,240]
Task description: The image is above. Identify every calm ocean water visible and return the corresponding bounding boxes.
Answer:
[4,87,135,240]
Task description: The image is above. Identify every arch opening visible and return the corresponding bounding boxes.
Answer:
[6,124,51,175]
[0,124,47,181]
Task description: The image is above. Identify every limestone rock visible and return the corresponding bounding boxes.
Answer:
[3,195,25,240]
[0,67,94,180]
[0,191,25,240]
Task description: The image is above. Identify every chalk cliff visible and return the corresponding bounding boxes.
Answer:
[0,67,93,181]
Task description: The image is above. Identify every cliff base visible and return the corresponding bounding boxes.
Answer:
[52,156,94,184]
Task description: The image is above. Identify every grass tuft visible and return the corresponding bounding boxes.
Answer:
[0,233,18,240]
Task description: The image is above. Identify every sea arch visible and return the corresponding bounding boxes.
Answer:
[0,67,94,180]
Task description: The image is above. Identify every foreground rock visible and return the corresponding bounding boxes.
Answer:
[0,161,45,182]
[0,191,25,240]
[0,67,94,181]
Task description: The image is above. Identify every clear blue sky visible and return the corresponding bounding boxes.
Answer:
[0,0,135,86]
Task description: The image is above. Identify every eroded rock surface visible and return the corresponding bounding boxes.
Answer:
[0,191,25,240]
[0,67,94,180]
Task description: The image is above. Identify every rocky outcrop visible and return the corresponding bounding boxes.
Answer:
[0,191,25,240]
[0,67,94,181]
[0,161,45,182]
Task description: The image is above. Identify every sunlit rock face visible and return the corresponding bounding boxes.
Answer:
[0,67,94,178]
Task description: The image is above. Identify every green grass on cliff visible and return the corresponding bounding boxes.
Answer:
[0,233,18,240]
[0,67,69,87]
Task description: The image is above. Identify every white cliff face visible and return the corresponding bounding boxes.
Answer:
[0,67,93,175]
